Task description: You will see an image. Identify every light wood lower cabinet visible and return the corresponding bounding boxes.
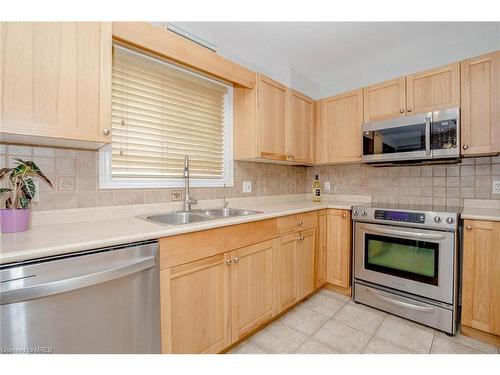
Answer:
[315,210,327,287]
[326,209,352,288]
[160,254,231,354]
[275,233,299,313]
[462,220,500,339]
[296,228,316,299]
[230,240,275,342]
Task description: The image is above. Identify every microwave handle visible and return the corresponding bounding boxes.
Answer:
[425,116,431,156]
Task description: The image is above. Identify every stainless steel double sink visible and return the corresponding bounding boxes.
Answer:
[140,208,263,226]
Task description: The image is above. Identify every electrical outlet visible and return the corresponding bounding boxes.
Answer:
[170,190,183,201]
[324,181,331,193]
[493,180,500,195]
[242,181,252,193]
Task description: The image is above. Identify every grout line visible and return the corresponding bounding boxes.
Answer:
[428,330,437,354]
[360,314,386,354]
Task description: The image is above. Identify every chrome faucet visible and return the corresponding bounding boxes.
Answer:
[183,155,198,211]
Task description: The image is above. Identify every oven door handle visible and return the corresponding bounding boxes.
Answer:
[358,225,448,240]
[366,288,436,313]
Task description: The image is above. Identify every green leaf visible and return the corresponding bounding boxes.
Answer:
[19,196,31,208]
[12,157,52,187]
[0,187,12,197]
[22,178,36,198]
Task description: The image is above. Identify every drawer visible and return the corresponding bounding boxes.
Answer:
[276,211,317,234]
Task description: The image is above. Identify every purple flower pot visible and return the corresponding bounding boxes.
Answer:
[0,208,31,233]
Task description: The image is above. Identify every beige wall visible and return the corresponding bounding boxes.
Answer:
[307,156,500,206]
[0,144,307,210]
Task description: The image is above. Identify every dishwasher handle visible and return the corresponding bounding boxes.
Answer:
[0,256,156,305]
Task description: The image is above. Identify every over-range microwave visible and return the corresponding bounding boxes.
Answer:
[362,107,460,164]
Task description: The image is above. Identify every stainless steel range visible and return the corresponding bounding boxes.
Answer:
[352,203,462,335]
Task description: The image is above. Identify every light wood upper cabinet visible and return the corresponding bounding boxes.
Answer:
[257,75,288,160]
[462,220,500,337]
[287,90,314,163]
[0,22,112,148]
[316,89,363,164]
[326,209,352,288]
[363,77,406,122]
[461,51,500,156]
[406,62,460,114]
[229,240,275,343]
[160,254,231,354]
[234,74,314,164]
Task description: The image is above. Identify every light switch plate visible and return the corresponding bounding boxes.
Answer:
[493,180,500,195]
[243,181,252,193]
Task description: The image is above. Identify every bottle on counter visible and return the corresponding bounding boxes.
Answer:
[312,174,321,202]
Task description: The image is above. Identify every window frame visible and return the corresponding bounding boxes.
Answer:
[99,49,234,190]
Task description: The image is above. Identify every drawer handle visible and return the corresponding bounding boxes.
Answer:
[366,288,435,313]
[297,236,305,241]
[298,220,303,226]
[225,259,232,265]
[233,257,239,263]
[466,225,473,231]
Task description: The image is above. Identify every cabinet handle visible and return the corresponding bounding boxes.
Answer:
[298,220,303,226]
[466,225,473,231]
[400,109,405,114]
[463,145,469,150]
[233,257,239,263]
[342,213,347,219]
[358,153,362,158]
[103,128,110,136]
[407,108,412,112]
[297,236,304,241]
[225,259,232,265]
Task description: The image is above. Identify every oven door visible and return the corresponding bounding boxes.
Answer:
[354,222,455,304]
[362,112,432,163]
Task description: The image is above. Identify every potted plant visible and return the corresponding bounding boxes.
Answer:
[0,157,52,233]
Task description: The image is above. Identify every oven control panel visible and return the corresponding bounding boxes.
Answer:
[374,210,425,224]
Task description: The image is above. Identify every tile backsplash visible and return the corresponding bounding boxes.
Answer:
[307,156,500,206]
[0,144,307,210]
[1,143,499,210]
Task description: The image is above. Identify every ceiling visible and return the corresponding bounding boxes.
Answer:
[170,22,500,99]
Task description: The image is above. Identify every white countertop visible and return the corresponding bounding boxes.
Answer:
[461,199,500,222]
[0,194,370,265]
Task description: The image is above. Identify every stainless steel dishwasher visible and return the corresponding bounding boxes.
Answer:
[0,240,161,354]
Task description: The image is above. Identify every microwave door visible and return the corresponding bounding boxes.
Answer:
[362,113,432,163]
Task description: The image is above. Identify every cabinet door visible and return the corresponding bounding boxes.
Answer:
[461,51,500,156]
[274,234,298,313]
[326,209,352,288]
[323,89,364,163]
[257,75,287,160]
[406,62,460,114]
[229,240,275,342]
[315,210,327,287]
[0,22,112,145]
[287,89,313,163]
[462,220,500,335]
[363,77,406,122]
[161,254,230,353]
[297,228,316,299]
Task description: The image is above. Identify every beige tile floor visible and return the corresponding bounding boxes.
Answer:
[229,289,500,354]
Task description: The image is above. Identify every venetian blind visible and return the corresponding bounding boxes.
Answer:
[111,45,229,179]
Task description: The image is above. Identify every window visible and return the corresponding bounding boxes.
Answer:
[99,45,233,189]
